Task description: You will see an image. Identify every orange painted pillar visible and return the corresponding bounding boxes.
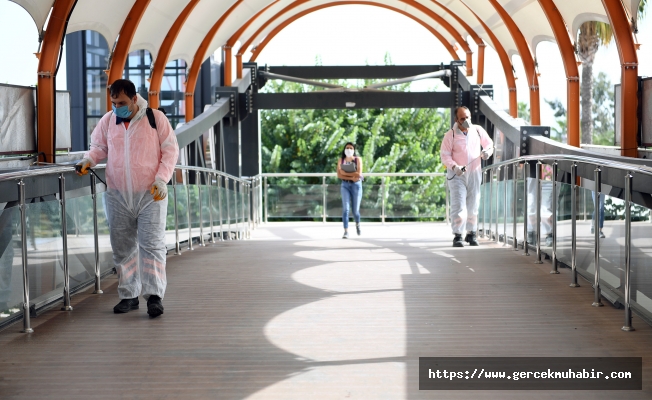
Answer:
[477,43,486,84]
[224,45,233,87]
[36,0,77,163]
[602,0,639,158]
[105,0,151,112]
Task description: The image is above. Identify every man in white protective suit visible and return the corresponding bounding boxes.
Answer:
[76,79,179,318]
[440,106,494,247]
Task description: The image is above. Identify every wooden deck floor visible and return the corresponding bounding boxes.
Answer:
[1,222,651,399]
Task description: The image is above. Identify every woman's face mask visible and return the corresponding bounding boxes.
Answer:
[345,148,355,157]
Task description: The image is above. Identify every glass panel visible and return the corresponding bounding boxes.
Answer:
[385,178,446,219]
[0,206,23,322]
[496,178,505,241]
[173,185,189,243]
[268,185,323,219]
[188,185,200,229]
[96,192,112,274]
[200,185,212,234]
[598,194,625,297]
[65,195,97,288]
[575,186,595,280]
[505,179,514,245]
[26,199,64,303]
[631,204,652,314]
[165,185,177,249]
[556,182,573,267]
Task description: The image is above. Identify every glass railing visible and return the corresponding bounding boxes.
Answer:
[260,173,447,222]
[480,155,652,332]
[0,164,252,333]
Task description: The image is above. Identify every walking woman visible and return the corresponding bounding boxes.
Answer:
[337,142,363,238]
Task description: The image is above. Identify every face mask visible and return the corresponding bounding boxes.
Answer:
[460,119,471,129]
[112,102,133,119]
[344,149,355,157]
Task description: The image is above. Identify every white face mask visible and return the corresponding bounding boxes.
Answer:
[344,149,355,157]
[460,119,471,129]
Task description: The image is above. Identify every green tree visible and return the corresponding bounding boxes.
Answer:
[547,72,614,145]
[517,101,530,123]
[260,78,451,220]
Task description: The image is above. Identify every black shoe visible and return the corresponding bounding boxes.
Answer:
[114,297,139,314]
[464,231,479,246]
[147,295,164,318]
[545,234,553,247]
[356,224,361,236]
[453,234,464,247]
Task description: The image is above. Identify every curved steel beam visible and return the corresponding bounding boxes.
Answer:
[430,0,486,81]
[248,2,460,65]
[239,0,471,77]
[105,0,151,112]
[601,0,638,158]
[185,0,243,121]
[487,0,540,125]
[148,0,201,109]
[36,0,77,163]
[224,1,282,86]
[463,5,517,118]
[537,0,580,147]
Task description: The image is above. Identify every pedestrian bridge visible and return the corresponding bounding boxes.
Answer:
[2,221,652,399]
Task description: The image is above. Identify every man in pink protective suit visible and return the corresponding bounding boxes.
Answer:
[76,79,179,318]
[440,106,494,247]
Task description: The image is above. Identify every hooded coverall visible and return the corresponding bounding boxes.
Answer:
[440,122,494,235]
[84,94,179,300]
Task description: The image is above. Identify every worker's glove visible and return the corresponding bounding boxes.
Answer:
[150,179,168,201]
[453,165,465,177]
[75,158,92,176]
[481,148,493,160]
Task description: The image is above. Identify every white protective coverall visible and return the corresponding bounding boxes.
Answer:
[440,122,494,235]
[84,94,179,300]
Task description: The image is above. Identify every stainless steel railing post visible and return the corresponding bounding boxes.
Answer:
[208,172,215,244]
[512,162,518,251]
[570,163,579,287]
[503,165,507,246]
[535,162,543,264]
[187,170,194,251]
[226,177,231,240]
[494,167,499,244]
[381,176,386,224]
[172,172,181,255]
[488,168,494,240]
[550,162,559,274]
[91,174,103,294]
[592,167,603,307]
[523,162,530,256]
[217,174,224,241]
[322,176,327,224]
[481,171,485,238]
[198,172,205,246]
[264,176,268,224]
[18,179,33,333]
[622,171,634,331]
[59,173,73,311]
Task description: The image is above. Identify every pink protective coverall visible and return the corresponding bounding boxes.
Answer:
[440,122,494,235]
[84,94,179,299]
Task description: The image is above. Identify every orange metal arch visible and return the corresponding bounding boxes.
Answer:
[36,0,77,163]
[105,0,151,112]
[224,1,282,86]
[463,6,517,118]
[429,0,486,82]
[247,2,460,65]
[601,0,639,158]
[148,0,201,109]
[401,0,472,75]
[488,0,540,125]
[185,0,243,121]
[537,0,580,147]
[238,0,472,78]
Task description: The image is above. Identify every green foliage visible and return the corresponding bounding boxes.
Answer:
[517,101,530,123]
[546,72,614,145]
[259,78,451,221]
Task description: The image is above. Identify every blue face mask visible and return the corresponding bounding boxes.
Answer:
[112,103,133,119]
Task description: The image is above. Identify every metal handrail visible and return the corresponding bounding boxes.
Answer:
[481,153,646,332]
[261,172,445,177]
[5,162,251,334]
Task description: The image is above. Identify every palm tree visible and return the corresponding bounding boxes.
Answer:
[576,0,646,145]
